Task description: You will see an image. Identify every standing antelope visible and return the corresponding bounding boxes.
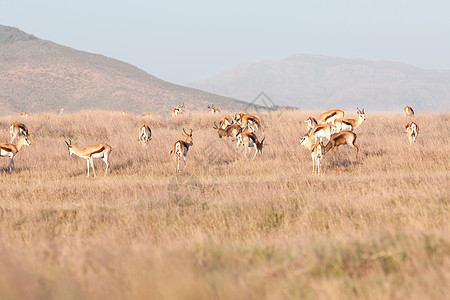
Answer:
[65,140,112,177]
[333,108,366,133]
[170,128,193,172]
[305,117,318,130]
[405,122,419,145]
[318,109,344,124]
[10,122,29,143]
[404,106,414,117]
[213,123,242,140]
[300,134,324,175]
[59,108,64,115]
[308,123,334,143]
[235,131,265,160]
[138,124,152,145]
[20,112,28,117]
[172,103,185,117]
[208,105,220,114]
[324,131,359,159]
[219,117,233,129]
[0,135,31,173]
[233,113,245,124]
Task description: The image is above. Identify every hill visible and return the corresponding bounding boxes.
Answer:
[190,54,450,112]
[0,25,248,115]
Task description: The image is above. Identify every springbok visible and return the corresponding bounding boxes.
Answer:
[305,117,318,130]
[0,135,31,173]
[235,131,265,160]
[235,114,261,131]
[10,122,29,143]
[234,113,245,124]
[170,128,193,172]
[20,112,28,117]
[405,122,419,145]
[65,140,112,177]
[208,105,220,114]
[404,106,414,117]
[219,117,233,129]
[138,124,152,145]
[308,123,334,143]
[324,131,359,159]
[59,108,64,115]
[213,123,242,140]
[141,112,151,117]
[318,109,344,124]
[172,104,185,117]
[333,108,366,133]
[300,134,324,175]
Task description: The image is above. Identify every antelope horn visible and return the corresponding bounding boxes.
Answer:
[182,128,189,136]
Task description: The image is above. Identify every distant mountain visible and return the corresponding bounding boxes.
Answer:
[190,54,450,112]
[0,25,248,115]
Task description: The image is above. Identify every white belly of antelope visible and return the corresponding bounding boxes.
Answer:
[91,152,105,159]
[0,149,12,157]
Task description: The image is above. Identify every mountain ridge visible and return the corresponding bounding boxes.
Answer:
[190,54,450,112]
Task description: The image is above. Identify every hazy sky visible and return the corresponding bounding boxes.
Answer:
[1,0,450,84]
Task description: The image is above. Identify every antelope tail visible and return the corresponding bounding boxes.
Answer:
[317,144,323,159]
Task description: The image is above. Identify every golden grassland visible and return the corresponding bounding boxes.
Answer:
[0,110,448,299]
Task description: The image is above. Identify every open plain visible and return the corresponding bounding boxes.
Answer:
[0,110,448,299]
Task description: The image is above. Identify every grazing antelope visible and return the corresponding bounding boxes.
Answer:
[170,128,193,172]
[235,131,265,160]
[141,112,151,117]
[20,112,28,117]
[300,134,324,175]
[0,135,31,173]
[238,114,261,131]
[10,122,29,143]
[213,123,242,140]
[308,123,334,143]
[333,108,366,133]
[219,117,233,129]
[305,117,318,130]
[405,122,419,145]
[138,124,152,145]
[318,109,344,124]
[404,106,414,117]
[65,140,112,177]
[172,103,185,117]
[208,105,220,114]
[325,131,359,159]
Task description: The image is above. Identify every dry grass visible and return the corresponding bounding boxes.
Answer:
[0,110,448,299]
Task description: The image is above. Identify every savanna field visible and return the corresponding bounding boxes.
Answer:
[0,110,448,299]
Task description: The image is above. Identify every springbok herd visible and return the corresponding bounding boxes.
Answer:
[0,105,420,175]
